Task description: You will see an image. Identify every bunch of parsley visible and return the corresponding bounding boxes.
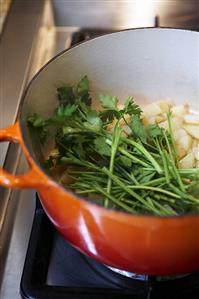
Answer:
[28,76,199,216]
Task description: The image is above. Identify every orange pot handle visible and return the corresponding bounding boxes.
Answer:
[0,122,51,189]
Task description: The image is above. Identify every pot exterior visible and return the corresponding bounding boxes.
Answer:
[38,184,199,275]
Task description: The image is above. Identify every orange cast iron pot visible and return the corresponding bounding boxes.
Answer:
[0,28,199,275]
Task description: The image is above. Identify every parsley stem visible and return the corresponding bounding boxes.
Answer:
[152,200,177,216]
[154,138,170,183]
[164,151,185,192]
[179,168,199,175]
[169,183,199,205]
[145,197,162,215]
[130,172,139,185]
[167,112,179,165]
[106,139,150,168]
[127,186,180,198]
[161,127,185,192]
[94,185,137,213]
[105,124,122,207]
[162,150,171,184]
[119,147,151,168]
[162,129,174,164]
[111,184,180,198]
[115,166,139,185]
[102,167,159,213]
[142,177,166,186]
[121,137,162,174]
[76,189,96,194]
[152,193,176,203]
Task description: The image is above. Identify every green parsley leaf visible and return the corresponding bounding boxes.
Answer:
[130,114,147,142]
[147,124,163,138]
[27,113,45,127]
[56,104,77,117]
[57,85,75,104]
[99,109,120,122]
[83,114,102,132]
[99,95,118,110]
[94,136,111,156]
[27,113,48,143]
[62,127,82,134]
[99,94,120,122]
[119,156,132,167]
[61,156,79,165]
[76,75,89,94]
[123,96,142,116]
[76,75,91,105]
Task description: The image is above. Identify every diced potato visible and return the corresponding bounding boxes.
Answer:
[143,102,162,117]
[175,129,192,152]
[123,125,132,136]
[49,148,59,157]
[158,100,173,113]
[117,103,124,110]
[119,114,131,126]
[192,142,199,161]
[134,101,198,168]
[142,116,156,125]
[148,116,157,124]
[176,145,187,159]
[159,120,168,130]
[171,117,183,130]
[155,115,166,123]
[173,129,185,141]
[184,124,199,139]
[171,104,188,117]
[179,152,195,168]
[107,119,117,131]
[158,117,183,131]
[142,116,149,126]
[184,114,199,125]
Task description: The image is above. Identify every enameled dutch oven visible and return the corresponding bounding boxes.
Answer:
[0,28,199,276]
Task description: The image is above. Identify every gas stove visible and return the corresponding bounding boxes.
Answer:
[0,1,199,299]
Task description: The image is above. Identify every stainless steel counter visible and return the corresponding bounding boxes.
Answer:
[0,0,198,298]
[0,0,11,33]
[0,2,45,298]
